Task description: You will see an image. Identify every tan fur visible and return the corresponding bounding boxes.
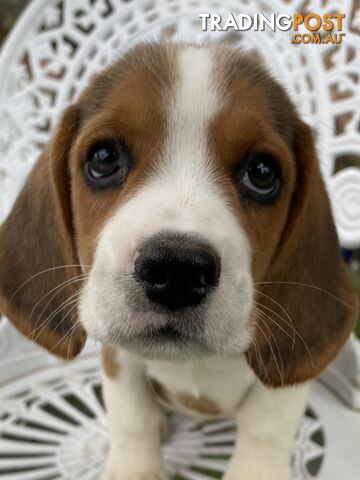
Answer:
[149,378,222,416]
[102,346,121,378]
[177,393,222,416]
[148,378,173,409]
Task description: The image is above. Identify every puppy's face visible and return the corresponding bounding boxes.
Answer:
[0,43,356,386]
[72,44,293,359]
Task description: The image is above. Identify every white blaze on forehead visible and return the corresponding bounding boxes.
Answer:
[172,46,220,134]
[161,46,221,185]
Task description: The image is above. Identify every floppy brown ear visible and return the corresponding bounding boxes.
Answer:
[0,106,86,359]
[247,119,358,387]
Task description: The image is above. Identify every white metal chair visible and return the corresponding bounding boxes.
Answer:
[0,1,359,479]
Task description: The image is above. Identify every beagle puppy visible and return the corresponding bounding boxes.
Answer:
[0,42,357,480]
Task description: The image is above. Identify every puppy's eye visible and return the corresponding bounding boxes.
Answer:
[85,141,131,189]
[88,146,119,178]
[241,154,280,202]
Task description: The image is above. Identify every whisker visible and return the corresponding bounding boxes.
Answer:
[253,289,316,368]
[66,311,81,359]
[66,317,77,360]
[254,288,295,333]
[256,320,285,387]
[31,298,81,345]
[255,281,350,307]
[252,336,267,380]
[47,299,81,345]
[9,264,91,304]
[31,291,82,343]
[30,274,88,322]
[259,317,285,387]
[254,301,295,347]
[49,316,80,356]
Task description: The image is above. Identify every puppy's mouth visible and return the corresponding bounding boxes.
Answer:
[139,323,188,342]
[103,310,207,359]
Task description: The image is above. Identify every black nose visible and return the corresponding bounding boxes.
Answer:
[134,235,220,311]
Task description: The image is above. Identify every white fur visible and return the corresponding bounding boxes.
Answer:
[224,381,309,480]
[146,353,255,417]
[101,351,166,480]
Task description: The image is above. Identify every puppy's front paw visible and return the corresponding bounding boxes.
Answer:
[101,473,165,480]
[223,461,291,480]
[101,457,167,480]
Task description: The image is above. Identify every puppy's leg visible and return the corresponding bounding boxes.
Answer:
[101,348,166,480]
[224,380,309,480]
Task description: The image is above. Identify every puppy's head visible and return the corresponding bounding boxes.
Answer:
[0,43,357,385]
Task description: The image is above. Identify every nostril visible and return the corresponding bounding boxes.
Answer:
[135,258,168,287]
[198,274,206,286]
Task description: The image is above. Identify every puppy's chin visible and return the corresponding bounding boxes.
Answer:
[101,322,213,361]
[111,337,209,362]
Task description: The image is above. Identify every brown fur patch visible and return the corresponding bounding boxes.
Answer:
[177,393,221,416]
[0,106,86,359]
[101,345,120,378]
[148,378,173,408]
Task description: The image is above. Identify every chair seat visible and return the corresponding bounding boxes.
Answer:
[0,319,360,480]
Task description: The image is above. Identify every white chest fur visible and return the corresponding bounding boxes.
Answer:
[145,354,255,417]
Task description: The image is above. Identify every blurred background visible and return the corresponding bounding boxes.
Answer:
[0,0,28,43]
